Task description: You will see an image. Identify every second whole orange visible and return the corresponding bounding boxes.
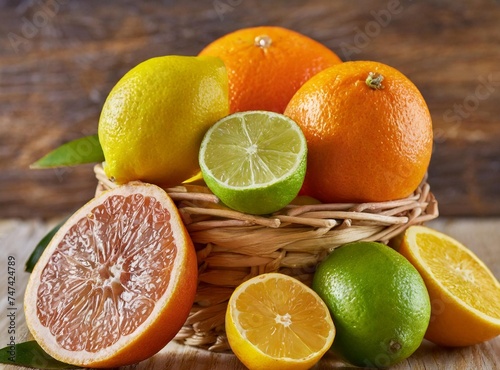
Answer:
[199,26,342,114]
[284,61,433,203]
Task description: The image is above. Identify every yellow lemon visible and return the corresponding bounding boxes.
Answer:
[98,55,229,186]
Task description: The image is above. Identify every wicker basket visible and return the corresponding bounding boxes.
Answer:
[94,164,438,352]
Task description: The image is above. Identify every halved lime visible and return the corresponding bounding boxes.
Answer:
[199,111,307,215]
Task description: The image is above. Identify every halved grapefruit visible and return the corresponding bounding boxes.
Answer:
[24,182,198,367]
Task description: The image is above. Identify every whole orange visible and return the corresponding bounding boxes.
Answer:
[199,26,342,113]
[284,61,433,203]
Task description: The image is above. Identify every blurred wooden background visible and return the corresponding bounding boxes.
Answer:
[1,0,499,219]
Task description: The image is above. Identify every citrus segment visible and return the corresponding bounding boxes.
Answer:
[399,225,500,346]
[98,55,229,187]
[284,60,433,203]
[226,273,335,370]
[24,182,198,367]
[199,111,307,214]
[312,241,431,368]
[199,26,342,113]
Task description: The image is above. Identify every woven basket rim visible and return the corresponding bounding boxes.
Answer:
[94,164,438,240]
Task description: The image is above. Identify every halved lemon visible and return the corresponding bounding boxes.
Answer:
[225,273,335,370]
[24,182,198,367]
[399,225,500,346]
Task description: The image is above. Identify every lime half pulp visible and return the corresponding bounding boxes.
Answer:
[199,111,307,215]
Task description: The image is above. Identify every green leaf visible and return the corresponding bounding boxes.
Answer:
[25,218,67,273]
[30,134,104,168]
[0,341,81,369]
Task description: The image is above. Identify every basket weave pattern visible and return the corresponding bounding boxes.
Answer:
[94,164,438,351]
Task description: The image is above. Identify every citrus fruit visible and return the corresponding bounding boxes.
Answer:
[199,26,342,113]
[199,111,307,215]
[98,55,229,187]
[24,182,198,367]
[284,60,433,203]
[225,273,335,370]
[399,225,500,347]
[312,241,431,368]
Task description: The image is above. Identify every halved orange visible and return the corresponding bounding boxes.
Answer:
[399,225,500,347]
[225,273,335,370]
[24,182,198,367]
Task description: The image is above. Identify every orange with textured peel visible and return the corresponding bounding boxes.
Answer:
[284,60,433,203]
[199,26,342,113]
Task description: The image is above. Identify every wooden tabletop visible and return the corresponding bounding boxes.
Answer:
[1,0,500,219]
[1,217,499,369]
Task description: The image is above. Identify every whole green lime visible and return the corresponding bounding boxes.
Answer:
[312,241,430,368]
